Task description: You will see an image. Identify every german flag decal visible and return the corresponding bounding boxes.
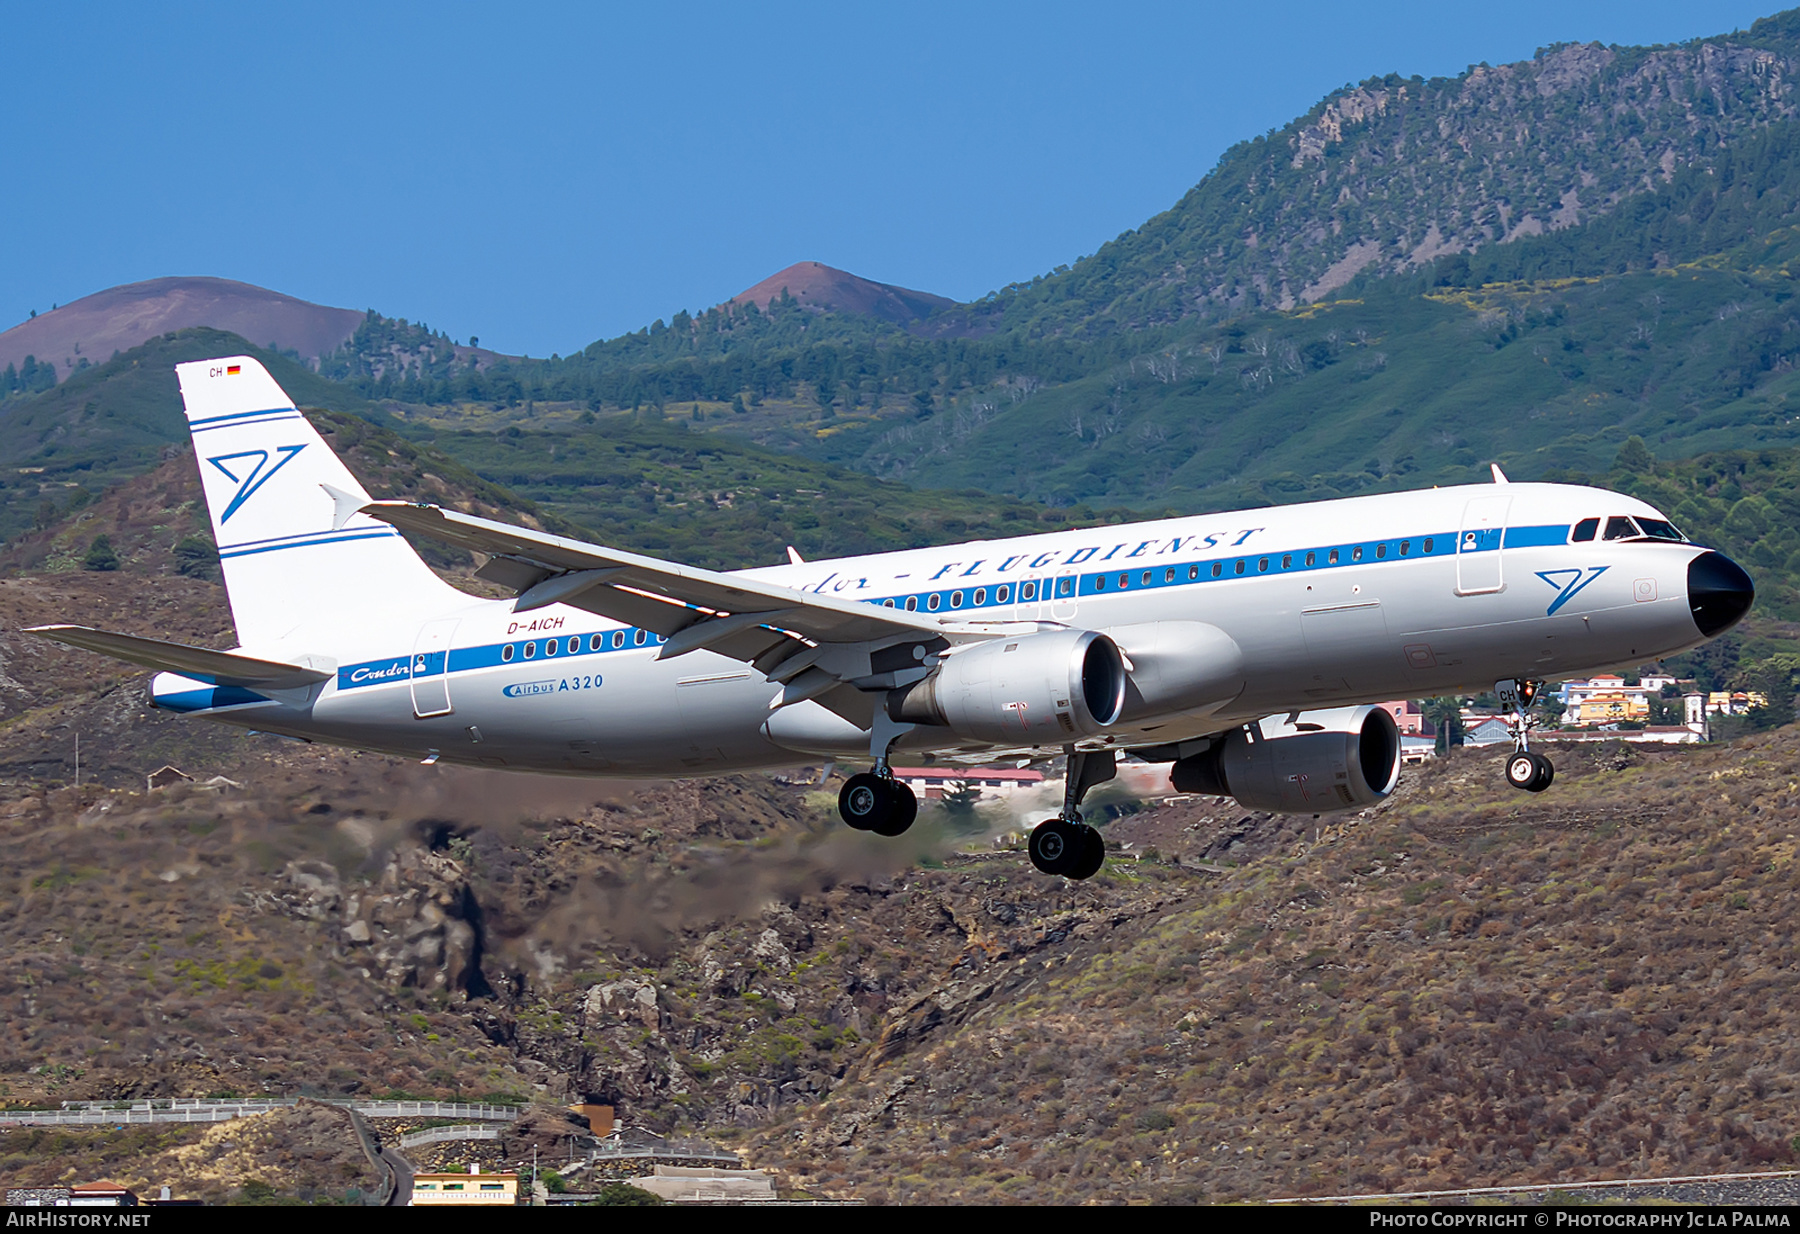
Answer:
[226,364,241,375]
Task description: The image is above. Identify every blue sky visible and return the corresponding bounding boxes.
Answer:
[1,1,1782,357]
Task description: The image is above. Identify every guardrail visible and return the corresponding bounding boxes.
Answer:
[399,1125,502,1149]
[587,1142,742,1165]
[0,1098,522,1128]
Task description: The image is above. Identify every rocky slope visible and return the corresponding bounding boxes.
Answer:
[4,450,1800,1204]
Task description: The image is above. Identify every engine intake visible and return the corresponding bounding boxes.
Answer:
[888,629,1126,745]
[1170,705,1401,813]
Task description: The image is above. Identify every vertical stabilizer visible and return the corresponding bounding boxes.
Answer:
[176,356,461,645]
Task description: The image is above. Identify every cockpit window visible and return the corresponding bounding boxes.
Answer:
[1572,517,1600,543]
[1603,516,1640,541]
[1634,517,1686,542]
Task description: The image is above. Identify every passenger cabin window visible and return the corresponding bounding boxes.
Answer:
[1211,563,1223,578]
[1572,517,1600,542]
[905,596,918,611]
[501,645,514,662]
[1604,516,1639,541]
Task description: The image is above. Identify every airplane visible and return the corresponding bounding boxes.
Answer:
[28,357,1755,880]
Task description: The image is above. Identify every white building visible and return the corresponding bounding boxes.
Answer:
[890,766,1044,802]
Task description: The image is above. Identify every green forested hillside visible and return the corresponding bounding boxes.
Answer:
[0,329,1104,573]
[417,420,1117,570]
[300,105,1800,518]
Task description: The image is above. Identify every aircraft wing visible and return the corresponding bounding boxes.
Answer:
[25,625,332,689]
[362,502,977,683]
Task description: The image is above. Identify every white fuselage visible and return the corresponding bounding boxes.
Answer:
[153,480,1725,775]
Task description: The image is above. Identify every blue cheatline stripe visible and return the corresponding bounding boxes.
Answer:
[1075,530,1461,600]
[333,522,1584,691]
[218,529,402,560]
[1505,524,1572,548]
[187,406,294,427]
[338,627,663,690]
[191,413,305,434]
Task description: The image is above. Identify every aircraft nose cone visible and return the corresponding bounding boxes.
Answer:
[1689,550,1755,638]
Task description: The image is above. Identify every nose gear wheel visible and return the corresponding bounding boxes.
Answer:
[1505,750,1553,793]
[1496,678,1555,794]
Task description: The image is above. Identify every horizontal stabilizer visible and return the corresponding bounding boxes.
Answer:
[25,625,332,689]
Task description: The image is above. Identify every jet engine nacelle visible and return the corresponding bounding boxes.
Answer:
[1170,705,1401,813]
[888,628,1126,745]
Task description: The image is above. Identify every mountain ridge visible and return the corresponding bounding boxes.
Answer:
[0,277,366,384]
[728,260,958,327]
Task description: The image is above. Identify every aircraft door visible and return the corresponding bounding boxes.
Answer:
[410,618,460,718]
[1455,496,1511,595]
[1051,571,1080,621]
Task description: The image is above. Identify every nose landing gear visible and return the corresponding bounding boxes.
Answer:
[1027,747,1114,880]
[1497,678,1554,794]
[1505,749,1554,793]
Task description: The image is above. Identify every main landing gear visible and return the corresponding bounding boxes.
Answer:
[1027,747,1115,881]
[837,711,918,837]
[839,771,918,837]
[1497,678,1554,794]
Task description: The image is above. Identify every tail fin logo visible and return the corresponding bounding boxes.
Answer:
[208,445,307,523]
